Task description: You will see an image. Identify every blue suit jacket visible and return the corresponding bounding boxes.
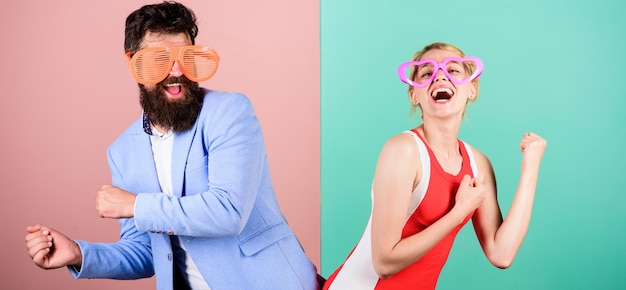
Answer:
[70,90,318,289]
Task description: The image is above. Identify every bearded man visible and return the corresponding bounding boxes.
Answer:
[25,2,319,290]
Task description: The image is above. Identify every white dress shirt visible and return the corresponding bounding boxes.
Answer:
[150,126,211,290]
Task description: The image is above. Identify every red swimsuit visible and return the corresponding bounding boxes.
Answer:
[324,129,477,290]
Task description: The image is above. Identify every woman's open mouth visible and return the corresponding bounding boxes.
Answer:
[431,87,453,103]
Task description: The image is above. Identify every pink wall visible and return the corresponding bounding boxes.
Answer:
[0,1,320,289]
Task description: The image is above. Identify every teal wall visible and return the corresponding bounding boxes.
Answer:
[321,0,626,289]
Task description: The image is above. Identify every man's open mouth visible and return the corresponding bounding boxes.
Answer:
[164,83,183,95]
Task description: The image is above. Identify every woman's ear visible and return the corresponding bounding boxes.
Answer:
[469,82,478,100]
[409,89,419,105]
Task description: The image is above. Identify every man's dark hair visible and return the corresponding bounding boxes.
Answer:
[124,1,198,54]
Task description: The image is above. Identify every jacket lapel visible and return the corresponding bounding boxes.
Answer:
[130,124,162,193]
[171,126,198,197]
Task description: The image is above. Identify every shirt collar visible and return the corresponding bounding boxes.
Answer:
[142,112,173,138]
[142,112,152,135]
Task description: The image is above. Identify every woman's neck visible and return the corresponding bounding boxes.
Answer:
[419,119,461,159]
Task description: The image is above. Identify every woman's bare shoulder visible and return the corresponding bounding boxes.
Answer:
[465,143,495,175]
[381,131,420,155]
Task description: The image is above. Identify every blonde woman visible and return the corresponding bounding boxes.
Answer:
[324,42,547,290]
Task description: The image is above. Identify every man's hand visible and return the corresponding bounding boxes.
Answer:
[95,185,136,219]
[25,224,82,269]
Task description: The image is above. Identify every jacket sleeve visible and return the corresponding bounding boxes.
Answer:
[69,148,154,279]
[133,92,267,237]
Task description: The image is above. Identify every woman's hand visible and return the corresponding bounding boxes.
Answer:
[454,174,487,217]
[520,132,547,173]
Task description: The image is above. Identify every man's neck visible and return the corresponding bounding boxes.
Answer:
[153,124,171,135]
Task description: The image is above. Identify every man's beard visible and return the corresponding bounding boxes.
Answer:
[139,76,203,133]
